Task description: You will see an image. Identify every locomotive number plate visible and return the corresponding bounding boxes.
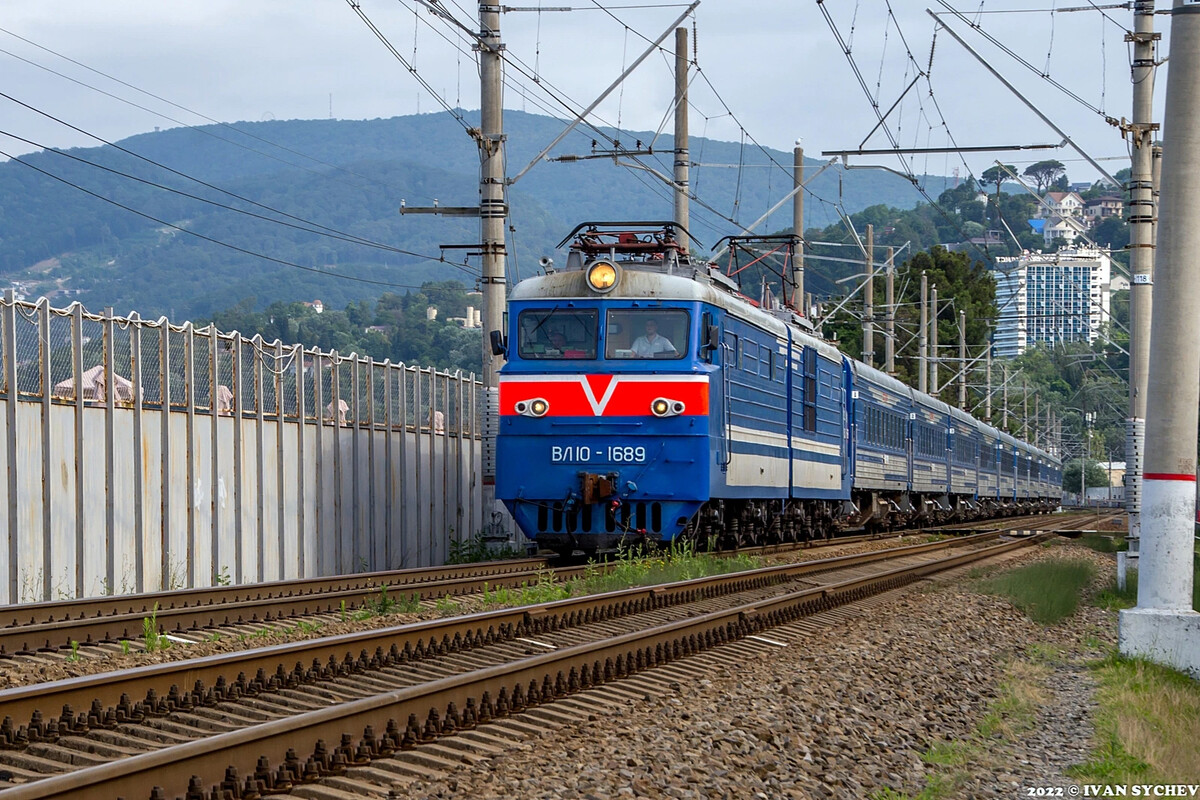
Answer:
[550,445,647,464]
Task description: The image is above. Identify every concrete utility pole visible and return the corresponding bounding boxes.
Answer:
[918,272,928,393]
[673,27,690,252]
[864,224,875,368]
[958,310,967,410]
[930,285,939,396]
[793,145,805,312]
[1002,364,1009,430]
[885,247,895,374]
[1120,0,1200,678]
[1125,0,1160,553]
[479,0,508,530]
[1022,379,1029,439]
[985,344,992,422]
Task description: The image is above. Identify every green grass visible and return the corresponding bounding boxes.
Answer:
[1069,650,1200,785]
[473,543,762,612]
[446,533,524,564]
[141,603,170,652]
[1078,533,1124,553]
[974,559,1096,624]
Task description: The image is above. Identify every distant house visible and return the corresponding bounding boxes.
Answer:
[1084,195,1124,225]
[1042,215,1089,246]
[1036,191,1084,220]
[303,299,325,314]
[364,325,389,335]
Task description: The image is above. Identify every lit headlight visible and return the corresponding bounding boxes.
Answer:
[651,397,685,417]
[586,260,619,293]
[515,398,550,417]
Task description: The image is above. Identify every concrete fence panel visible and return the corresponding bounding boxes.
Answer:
[0,292,482,603]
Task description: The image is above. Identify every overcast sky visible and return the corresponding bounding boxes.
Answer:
[1,1,1169,199]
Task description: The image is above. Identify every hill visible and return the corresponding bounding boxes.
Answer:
[0,111,947,319]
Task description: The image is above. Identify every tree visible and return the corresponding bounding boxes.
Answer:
[1063,459,1111,495]
[1023,160,1066,194]
[980,165,1017,221]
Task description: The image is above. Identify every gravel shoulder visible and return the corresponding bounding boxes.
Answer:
[396,540,1118,800]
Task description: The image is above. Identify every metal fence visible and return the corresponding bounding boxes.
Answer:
[0,290,482,602]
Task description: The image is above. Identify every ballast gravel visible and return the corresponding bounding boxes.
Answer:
[398,542,1118,800]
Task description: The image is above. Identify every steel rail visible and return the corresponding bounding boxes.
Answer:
[0,532,1006,746]
[0,533,1050,799]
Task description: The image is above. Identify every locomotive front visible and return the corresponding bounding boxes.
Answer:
[495,224,716,555]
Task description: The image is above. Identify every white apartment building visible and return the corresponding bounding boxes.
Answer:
[991,246,1114,358]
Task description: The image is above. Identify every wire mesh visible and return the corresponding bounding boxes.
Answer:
[215,334,236,414]
[47,313,73,399]
[280,346,300,419]
[108,322,132,403]
[166,328,189,408]
[0,297,485,432]
[139,325,163,405]
[14,306,41,396]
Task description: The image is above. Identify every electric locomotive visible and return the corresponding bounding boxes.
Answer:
[493,222,1061,556]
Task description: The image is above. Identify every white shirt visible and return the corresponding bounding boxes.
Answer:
[630,333,676,357]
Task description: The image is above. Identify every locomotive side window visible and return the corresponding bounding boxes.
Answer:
[605,309,689,359]
[517,309,599,359]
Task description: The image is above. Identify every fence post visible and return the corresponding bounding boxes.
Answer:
[427,368,436,565]
[442,370,450,563]
[184,323,197,587]
[398,365,409,568]
[160,320,172,591]
[350,355,362,570]
[2,290,15,602]
[129,311,144,593]
[364,356,377,570]
[231,333,244,584]
[209,327,220,587]
[330,352,342,573]
[73,304,85,597]
[383,360,394,570]
[275,340,286,581]
[455,371,464,550]
[252,334,265,583]
[413,366,424,565]
[295,345,306,578]
[103,306,116,595]
[313,352,324,575]
[38,299,51,600]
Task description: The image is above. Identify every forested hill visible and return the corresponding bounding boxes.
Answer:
[0,111,945,319]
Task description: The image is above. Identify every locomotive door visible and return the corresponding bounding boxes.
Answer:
[719,330,737,469]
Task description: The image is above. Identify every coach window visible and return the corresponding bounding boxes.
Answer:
[605,308,689,359]
[517,309,599,359]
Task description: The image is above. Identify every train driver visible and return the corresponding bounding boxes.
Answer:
[549,331,568,353]
[630,318,677,358]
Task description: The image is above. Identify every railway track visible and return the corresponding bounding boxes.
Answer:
[0,511,1105,664]
[0,526,1077,799]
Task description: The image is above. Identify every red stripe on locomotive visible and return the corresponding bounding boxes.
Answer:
[499,376,709,417]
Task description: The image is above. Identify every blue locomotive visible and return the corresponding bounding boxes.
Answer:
[493,223,1061,555]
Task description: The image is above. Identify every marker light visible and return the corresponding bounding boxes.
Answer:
[586,260,619,293]
[651,397,685,417]
[515,398,550,417]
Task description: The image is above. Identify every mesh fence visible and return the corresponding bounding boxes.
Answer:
[139,325,163,405]
[0,297,481,433]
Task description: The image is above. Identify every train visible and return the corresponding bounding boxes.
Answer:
[493,222,1062,556]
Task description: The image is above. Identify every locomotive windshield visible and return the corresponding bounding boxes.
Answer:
[605,309,689,359]
[517,308,599,359]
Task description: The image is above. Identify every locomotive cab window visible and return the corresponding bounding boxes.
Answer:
[605,309,689,359]
[517,309,599,359]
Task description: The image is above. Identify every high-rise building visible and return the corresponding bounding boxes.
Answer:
[991,246,1114,358]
